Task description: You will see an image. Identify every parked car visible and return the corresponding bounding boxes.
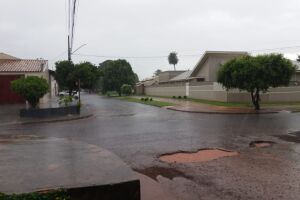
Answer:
[58,91,68,97]
[73,92,79,99]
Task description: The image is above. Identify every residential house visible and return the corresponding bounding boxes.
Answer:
[0,52,57,104]
[140,51,300,102]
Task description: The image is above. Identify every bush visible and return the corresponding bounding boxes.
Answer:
[58,95,73,106]
[121,84,133,96]
[145,97,149,101]
[183,96,187,99]
[178,96,182,99]
[172,96,176,98]
[141,98,144,101]
[150,98,153,101]
[11,76,49,108]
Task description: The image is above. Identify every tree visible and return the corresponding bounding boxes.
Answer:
[55,60,76,95]
[297,55,300,62]
[121,84,132,96]
[11,76,49,108]
[168,52,178,71]
[73,62,99,91]
[134,73,139,83]
[217,54,296,110]
[154,69,162,76]
[99,59,137,96]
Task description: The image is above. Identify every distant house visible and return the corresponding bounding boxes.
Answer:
[139,51,300,102]
[0,52,58,104]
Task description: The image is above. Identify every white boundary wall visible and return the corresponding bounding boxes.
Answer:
[145,82,300,102]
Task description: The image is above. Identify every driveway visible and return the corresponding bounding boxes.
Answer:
[1,93,300,200]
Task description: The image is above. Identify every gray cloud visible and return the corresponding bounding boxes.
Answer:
[1,0,300,79]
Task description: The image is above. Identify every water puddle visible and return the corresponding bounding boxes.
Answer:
[159,149,238,163]
[249,141,275,148]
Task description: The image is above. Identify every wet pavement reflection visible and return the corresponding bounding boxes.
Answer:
[1,94,300,199]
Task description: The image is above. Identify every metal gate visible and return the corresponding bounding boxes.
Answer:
[0,75,25,104]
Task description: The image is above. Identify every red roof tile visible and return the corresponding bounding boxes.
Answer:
[0,59,48,72]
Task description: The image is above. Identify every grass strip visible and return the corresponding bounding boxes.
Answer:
[118,97,175,107]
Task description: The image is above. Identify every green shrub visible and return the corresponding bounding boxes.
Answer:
[140,98,144,101]
[145,97,149,101]
[121,84,132,96]
[58,96,73,106]
[11,76,49,108]
[106,91,119,97]
[183,96,187,99]
[150,98,153,101]
[172,96,176,98]
[178,96,182,99]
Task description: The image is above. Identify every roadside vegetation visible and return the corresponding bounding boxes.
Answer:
[11,76,49,108]
[55,59,139,97]
[217,54,296,110]
[118,96,175,107]
[0,190,69,200]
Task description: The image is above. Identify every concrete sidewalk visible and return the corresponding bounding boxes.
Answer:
[151,97,281,114]
[0,135,140,199]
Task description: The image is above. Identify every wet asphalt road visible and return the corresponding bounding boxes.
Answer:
[1,93,300,200]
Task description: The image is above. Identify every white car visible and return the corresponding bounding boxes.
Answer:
[73,91,79,99]
[58,91,68,97]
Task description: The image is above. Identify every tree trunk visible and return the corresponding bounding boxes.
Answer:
[173,64,176,71]
[250,89,260,110]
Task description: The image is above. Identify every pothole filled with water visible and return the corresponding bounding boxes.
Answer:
[159,148,238,163]
[249,141,275,148]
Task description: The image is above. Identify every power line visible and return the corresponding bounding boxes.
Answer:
[73,53,204,59]
[249,45,300,53]
[72,45,300,60]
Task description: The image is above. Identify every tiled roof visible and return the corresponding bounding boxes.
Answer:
[0,59,47,72]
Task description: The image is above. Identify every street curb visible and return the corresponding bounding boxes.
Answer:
[0,114,93,127]
[166,106,281,115]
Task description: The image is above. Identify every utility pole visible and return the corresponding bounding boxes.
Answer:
[68,35,71,61]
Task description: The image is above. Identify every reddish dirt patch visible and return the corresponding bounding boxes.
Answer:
[159,149,238,163]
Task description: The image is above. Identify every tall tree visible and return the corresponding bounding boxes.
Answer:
[99,60,137,96]
[73,62,99,91]
[217,54,296,110]
[55,60,76,95]
[297,55,300,62]
[168,52,179,71]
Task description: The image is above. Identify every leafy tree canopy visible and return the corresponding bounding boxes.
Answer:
[11,76,49,108]
[99,59,137,96]
[55,60,76,94]
[168,52,179,71]
[73,62,99,90]
[55,60,99,94]
[217,54,296,110]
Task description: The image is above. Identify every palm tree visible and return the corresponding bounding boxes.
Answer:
[168,52,179,71]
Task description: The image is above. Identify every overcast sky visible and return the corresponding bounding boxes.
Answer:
[1,0,300,79]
